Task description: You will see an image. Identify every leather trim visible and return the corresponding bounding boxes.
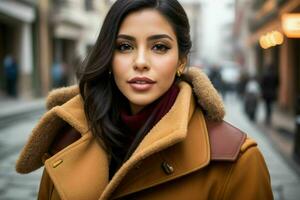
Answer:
[206,119,247,161]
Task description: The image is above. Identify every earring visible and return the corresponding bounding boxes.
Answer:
[108,71,112,75]
[176,70,182,77]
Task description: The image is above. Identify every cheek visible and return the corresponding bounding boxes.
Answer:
[152,54,178,79]
[112,54,128,93]
[112,54,131,78]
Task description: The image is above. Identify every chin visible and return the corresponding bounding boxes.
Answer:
[128,94,159,105]
[130,99,154,107]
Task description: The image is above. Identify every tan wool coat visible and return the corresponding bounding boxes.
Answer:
[16,67,273,200]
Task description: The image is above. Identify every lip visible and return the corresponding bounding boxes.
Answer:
[127,77,156,84]
[127,77,156,91]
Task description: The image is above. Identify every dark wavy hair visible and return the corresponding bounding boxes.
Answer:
[78,0,192,176]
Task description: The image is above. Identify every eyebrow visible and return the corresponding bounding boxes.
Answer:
[117,34,174,41]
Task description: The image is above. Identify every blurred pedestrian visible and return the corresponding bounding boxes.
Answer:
[209,65,225,97]
[260,62,279,125]
[244,76,261,122]
[3,55,18,97]
[52,60,69,88]
[16,0,273,199]
[238,70,249,99]
[51,61,63,88]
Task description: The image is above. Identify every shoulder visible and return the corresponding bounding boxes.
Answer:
[206,119,257,161]
[218,138,273,199]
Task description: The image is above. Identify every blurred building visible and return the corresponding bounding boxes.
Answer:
[248,0,300,112]
[39,0,112,95]
[179,0,202,66]
[201,0,235,64]
[234,0,300,111]
[50,0,112,87]
[233,0,256,74]
[234,0,300,165]
[0,0,37,98]
[0,0,112,98]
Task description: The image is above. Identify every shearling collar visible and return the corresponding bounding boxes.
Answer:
[16,67,225,175]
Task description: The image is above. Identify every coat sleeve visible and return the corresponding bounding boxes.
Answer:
[38,169,61,200]
[220,146,274,200]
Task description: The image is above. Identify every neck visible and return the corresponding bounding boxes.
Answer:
[130,104,144,115]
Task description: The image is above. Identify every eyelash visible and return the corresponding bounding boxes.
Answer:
[152,44,171,53]
[116,43,133,52]
[116,43,171,53]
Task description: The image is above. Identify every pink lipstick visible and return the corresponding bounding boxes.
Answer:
[127,77,156,91]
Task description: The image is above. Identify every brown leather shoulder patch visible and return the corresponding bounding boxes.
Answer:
[205,120,247,161]
[49,125,81,155]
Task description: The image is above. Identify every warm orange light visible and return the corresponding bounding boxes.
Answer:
[267,32,276,47]
[259,31,284,49]
[282,14,300,38]
[273,31,284,45]
[259,36,269,49]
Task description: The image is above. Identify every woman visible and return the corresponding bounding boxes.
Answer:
[16,0,273,199]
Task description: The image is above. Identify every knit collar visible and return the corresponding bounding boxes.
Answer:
[119,84,179,137]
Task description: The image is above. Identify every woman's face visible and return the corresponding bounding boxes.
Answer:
[112,9,183,114]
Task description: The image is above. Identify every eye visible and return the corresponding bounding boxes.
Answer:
[116,42,133,52]
[152,44,170,53]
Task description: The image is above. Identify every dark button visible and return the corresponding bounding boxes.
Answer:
[161,161,174,175]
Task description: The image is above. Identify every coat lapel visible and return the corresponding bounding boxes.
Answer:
[99,82,210,200]
[112,107,210,199]
[44,134,109,200]
[43,95,110,200]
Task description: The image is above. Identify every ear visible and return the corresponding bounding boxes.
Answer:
[178,57,187,72]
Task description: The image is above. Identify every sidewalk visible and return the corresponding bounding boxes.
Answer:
[257,104,300,175]
[0,97,45,128]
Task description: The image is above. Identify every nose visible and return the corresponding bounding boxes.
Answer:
[133,48,149,71]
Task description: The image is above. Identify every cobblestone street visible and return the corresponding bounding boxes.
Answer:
[0,95,299,199]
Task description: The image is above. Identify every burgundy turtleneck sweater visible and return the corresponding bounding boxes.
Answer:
[109,84,180,179]
[120,83,180,143]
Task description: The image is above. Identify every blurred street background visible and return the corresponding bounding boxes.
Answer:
[1,0,300,199]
